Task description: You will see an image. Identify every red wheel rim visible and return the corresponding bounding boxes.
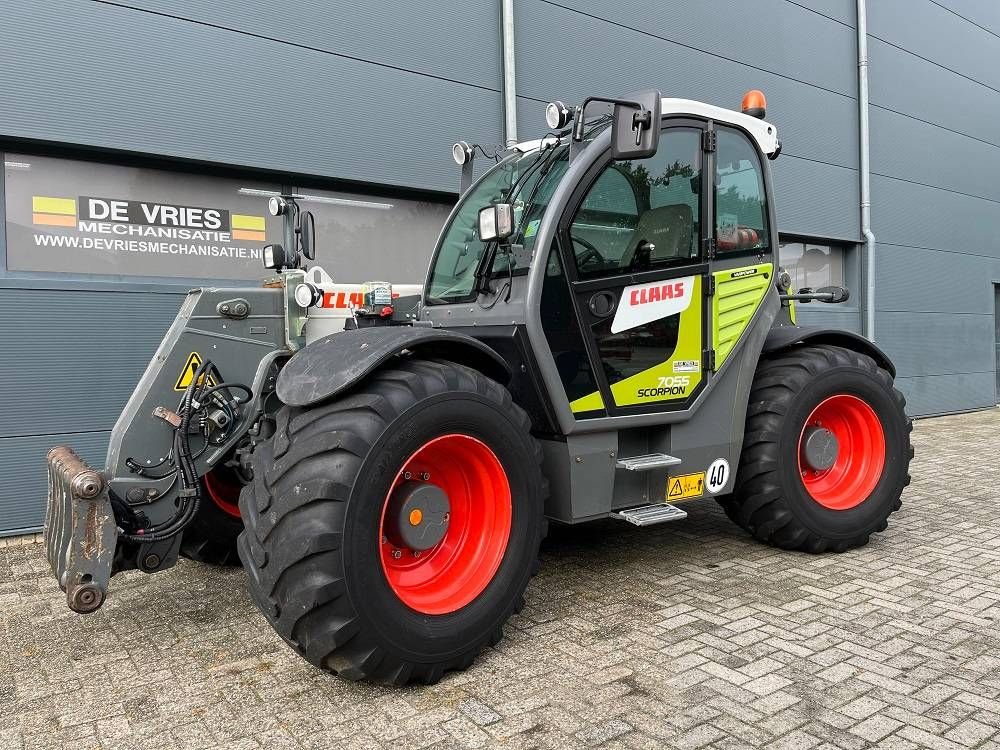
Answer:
[203,467,243,518]
[797,394,886,510]
[379,434,512,615]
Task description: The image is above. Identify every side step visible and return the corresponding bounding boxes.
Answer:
[611,503,688,526]
[615,453,681,471]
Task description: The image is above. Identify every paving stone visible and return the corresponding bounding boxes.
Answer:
[5,411,1000,748]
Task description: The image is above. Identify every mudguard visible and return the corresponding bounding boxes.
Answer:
[763,325,895,377]
[276,326,512,407]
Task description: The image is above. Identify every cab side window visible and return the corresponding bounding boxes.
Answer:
[715,127,770,254]
[569,127,702,278]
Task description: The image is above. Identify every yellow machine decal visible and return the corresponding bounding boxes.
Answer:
[712,263,772,369]
[570,276,703,412]
[667,472,705,502]
[174,352,217,391]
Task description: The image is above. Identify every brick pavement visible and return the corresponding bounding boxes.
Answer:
[2,410,1000,749]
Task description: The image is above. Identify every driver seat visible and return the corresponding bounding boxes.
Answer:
[618,204,694,271]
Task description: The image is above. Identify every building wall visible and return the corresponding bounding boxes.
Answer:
[0,0,992,534]
[866,0,1000,415]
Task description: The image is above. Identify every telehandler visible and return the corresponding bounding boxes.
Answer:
[45,90,911,684]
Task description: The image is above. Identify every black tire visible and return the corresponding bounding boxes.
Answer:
[237,359,547,684]
[720,344,912,553]
[178,467,246,565]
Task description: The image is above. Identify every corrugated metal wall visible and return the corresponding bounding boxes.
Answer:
[0,0,994,533]
[867,0,1000,415]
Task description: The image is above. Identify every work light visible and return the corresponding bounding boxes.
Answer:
[545,101,571,129]
[478,204,513,242]
[452,141,474,166]
[267,196,287,216]
[262,243,288,270]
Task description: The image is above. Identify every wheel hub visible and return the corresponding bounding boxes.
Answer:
[385,481,450,551]
[800,426,839,471]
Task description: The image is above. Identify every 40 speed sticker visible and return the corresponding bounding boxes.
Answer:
[706,458,730,494]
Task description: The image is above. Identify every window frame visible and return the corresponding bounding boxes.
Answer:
[712,124,773,261]
[559,118,708,285]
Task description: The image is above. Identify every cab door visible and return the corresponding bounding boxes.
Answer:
[544,122,712,418]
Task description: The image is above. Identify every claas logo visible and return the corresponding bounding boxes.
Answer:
[629,281,685,306]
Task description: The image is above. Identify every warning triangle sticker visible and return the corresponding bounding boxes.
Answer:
[174,352,217,391]
[668,478,684,498]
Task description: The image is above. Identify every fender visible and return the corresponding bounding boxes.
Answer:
[276,326,512,407]
[763,325,895,378]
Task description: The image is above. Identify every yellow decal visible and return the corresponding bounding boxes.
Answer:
[174,352,217,391]
[667,472,705,502]
[32,195,77,227]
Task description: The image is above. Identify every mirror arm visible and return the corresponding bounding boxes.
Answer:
[572,95,648,141]
[473,241,500,297]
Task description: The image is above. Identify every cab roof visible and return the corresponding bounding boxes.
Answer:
[515,97,780,158]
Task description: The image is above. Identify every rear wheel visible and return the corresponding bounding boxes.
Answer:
[238,359,546,684]
[178,462,246,565]
[721,344,912,552]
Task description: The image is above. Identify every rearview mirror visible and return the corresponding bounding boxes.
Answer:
[298,210,316,260]
[478,204,514,242]
[611,89,662,160]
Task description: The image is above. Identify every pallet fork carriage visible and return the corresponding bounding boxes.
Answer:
[44,89,912,683]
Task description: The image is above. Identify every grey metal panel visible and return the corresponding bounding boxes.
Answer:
[787,0,855,26]
[771,156,860,241]
[868,38,1000,148]
[895,371,995,416]
[874,311,994,378]
[875,244,991,315]
[547,0,857,95]
[0,288,184,436]
[0,1,502,194]
[0,431,109,535]
[870,174,1000,256]
[932,0,1000,36]
[795,307,862,334]
[514,1,859,170]
[868,0,1000,92]
[870,106,1000,202]
[117,1,500,90]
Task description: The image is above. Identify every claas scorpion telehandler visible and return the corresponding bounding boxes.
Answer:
[44,89,911,684]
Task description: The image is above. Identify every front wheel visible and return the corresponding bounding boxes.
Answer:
[178,463,246,565]
[721,344,912,552]
[238,359,547,684]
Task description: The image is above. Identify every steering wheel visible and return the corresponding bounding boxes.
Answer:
[571,234,607,268]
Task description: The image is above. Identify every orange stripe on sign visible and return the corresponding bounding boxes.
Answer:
[33,213,76,227]
[232,229,266,242]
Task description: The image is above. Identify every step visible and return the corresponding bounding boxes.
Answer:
[611,503,688,526]
[615,453,682,471]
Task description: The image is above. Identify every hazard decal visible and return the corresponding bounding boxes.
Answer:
[666,472,705,502]
[174,352,217,391]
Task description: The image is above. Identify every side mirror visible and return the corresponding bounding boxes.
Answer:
[478,204,514,242]
[298,210,316,260]
[611,89,661,160]
[817,285,850,303]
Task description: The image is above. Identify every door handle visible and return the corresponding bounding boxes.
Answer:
[588,291,617,318]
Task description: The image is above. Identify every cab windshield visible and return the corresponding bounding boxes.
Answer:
[426,143,569,304]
